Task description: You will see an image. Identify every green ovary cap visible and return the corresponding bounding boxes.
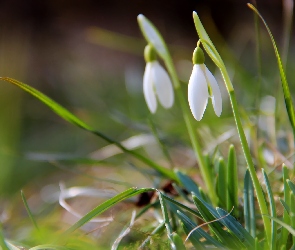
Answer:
[192,46,205,65]
[144,44,157,62]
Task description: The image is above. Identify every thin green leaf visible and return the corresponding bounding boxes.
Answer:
[248,4,295,136]
[287,180,295,195]
[192,194,240,249]
[243,170,256,237]
[158,192,173,242]
[21,190,39,231]
[217,157,227,208]
[139,222,165,249]
[280,164,291,246]
[62,187,154,236]
[162,193,201,219]
[171,232,186,250]
[137,14,169,60]
[216,207,255,248]
[262,169,277,250]
[175,170,202,199]
[177,210,223,249]
[280,199,290,215]
[192,12,222,64]
[0,77,177,181]
[227,145,238,217]
[290,192,295,245]
[263,215,295,237]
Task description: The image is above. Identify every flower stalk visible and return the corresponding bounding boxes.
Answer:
[138,14,218,205]
[192,11,271,245]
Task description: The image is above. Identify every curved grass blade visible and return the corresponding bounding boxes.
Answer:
[248,4,295,136]
[192,194,241,249]
[139,222,165,249]
[243,170,256,237]
[217,157,227,207]
[176,210,224,249]
[216,207,255,248]
[21,190,39,231]
[62,187,154,237]
[158,192,173,244]
[262,170,277,250]
[0,77,177,181]
[137,14,169,60]
[263,215,295,237]
[227,145,238,217]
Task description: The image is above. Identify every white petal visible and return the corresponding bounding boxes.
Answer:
[151,61,174,109]
[204,66,222,117]
[143,63,157,113]
[188,64,209,121]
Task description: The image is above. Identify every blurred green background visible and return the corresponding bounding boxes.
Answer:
[0,0,294,246]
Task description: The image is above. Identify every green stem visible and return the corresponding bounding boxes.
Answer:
[165,58,218,205]
[221,69,271,245]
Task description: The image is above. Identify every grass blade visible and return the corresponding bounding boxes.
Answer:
[21,190,39,231]
[176,210,224,249]
[262,169,277,250]
[192,194,240,248]
[248,4,295,136]
[158,192,173,244]
[0,77,177,181]
[227,145,238,217]
[243,170,256,237]
[62,187,154,237]
[139,222,165,249]
[280,164,291,246]
[216,207,255,248]
[217,157,227,208]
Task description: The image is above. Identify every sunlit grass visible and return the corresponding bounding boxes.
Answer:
[0,3,295,249]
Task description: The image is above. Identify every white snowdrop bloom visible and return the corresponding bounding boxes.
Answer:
[188,47,222,121]
[143,45,174,113]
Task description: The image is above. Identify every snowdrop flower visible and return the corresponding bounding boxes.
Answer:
[188,46,222,121]
[143,45,174,113]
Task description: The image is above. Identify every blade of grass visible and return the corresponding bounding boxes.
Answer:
[262,169,277,250]
[227,145,238,217]
[138,222,165,249]
[248,4,295,138]
[192,194,240,248]
[62,187,154,237]
[177,210,222,249]
[243,170,256,237]
[263,215,295,237]
[216,207,255,248]
[290,192,295,246]
[158,192,173,243]
[0,77,177,182]
[217,157,227,208]
[21,190,39,231]
[280,164,291,246]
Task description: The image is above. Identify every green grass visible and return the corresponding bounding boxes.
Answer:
[0,3,295,249]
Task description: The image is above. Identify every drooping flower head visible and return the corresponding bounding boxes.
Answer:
[188,45,222,121]
[143,45,174,113]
